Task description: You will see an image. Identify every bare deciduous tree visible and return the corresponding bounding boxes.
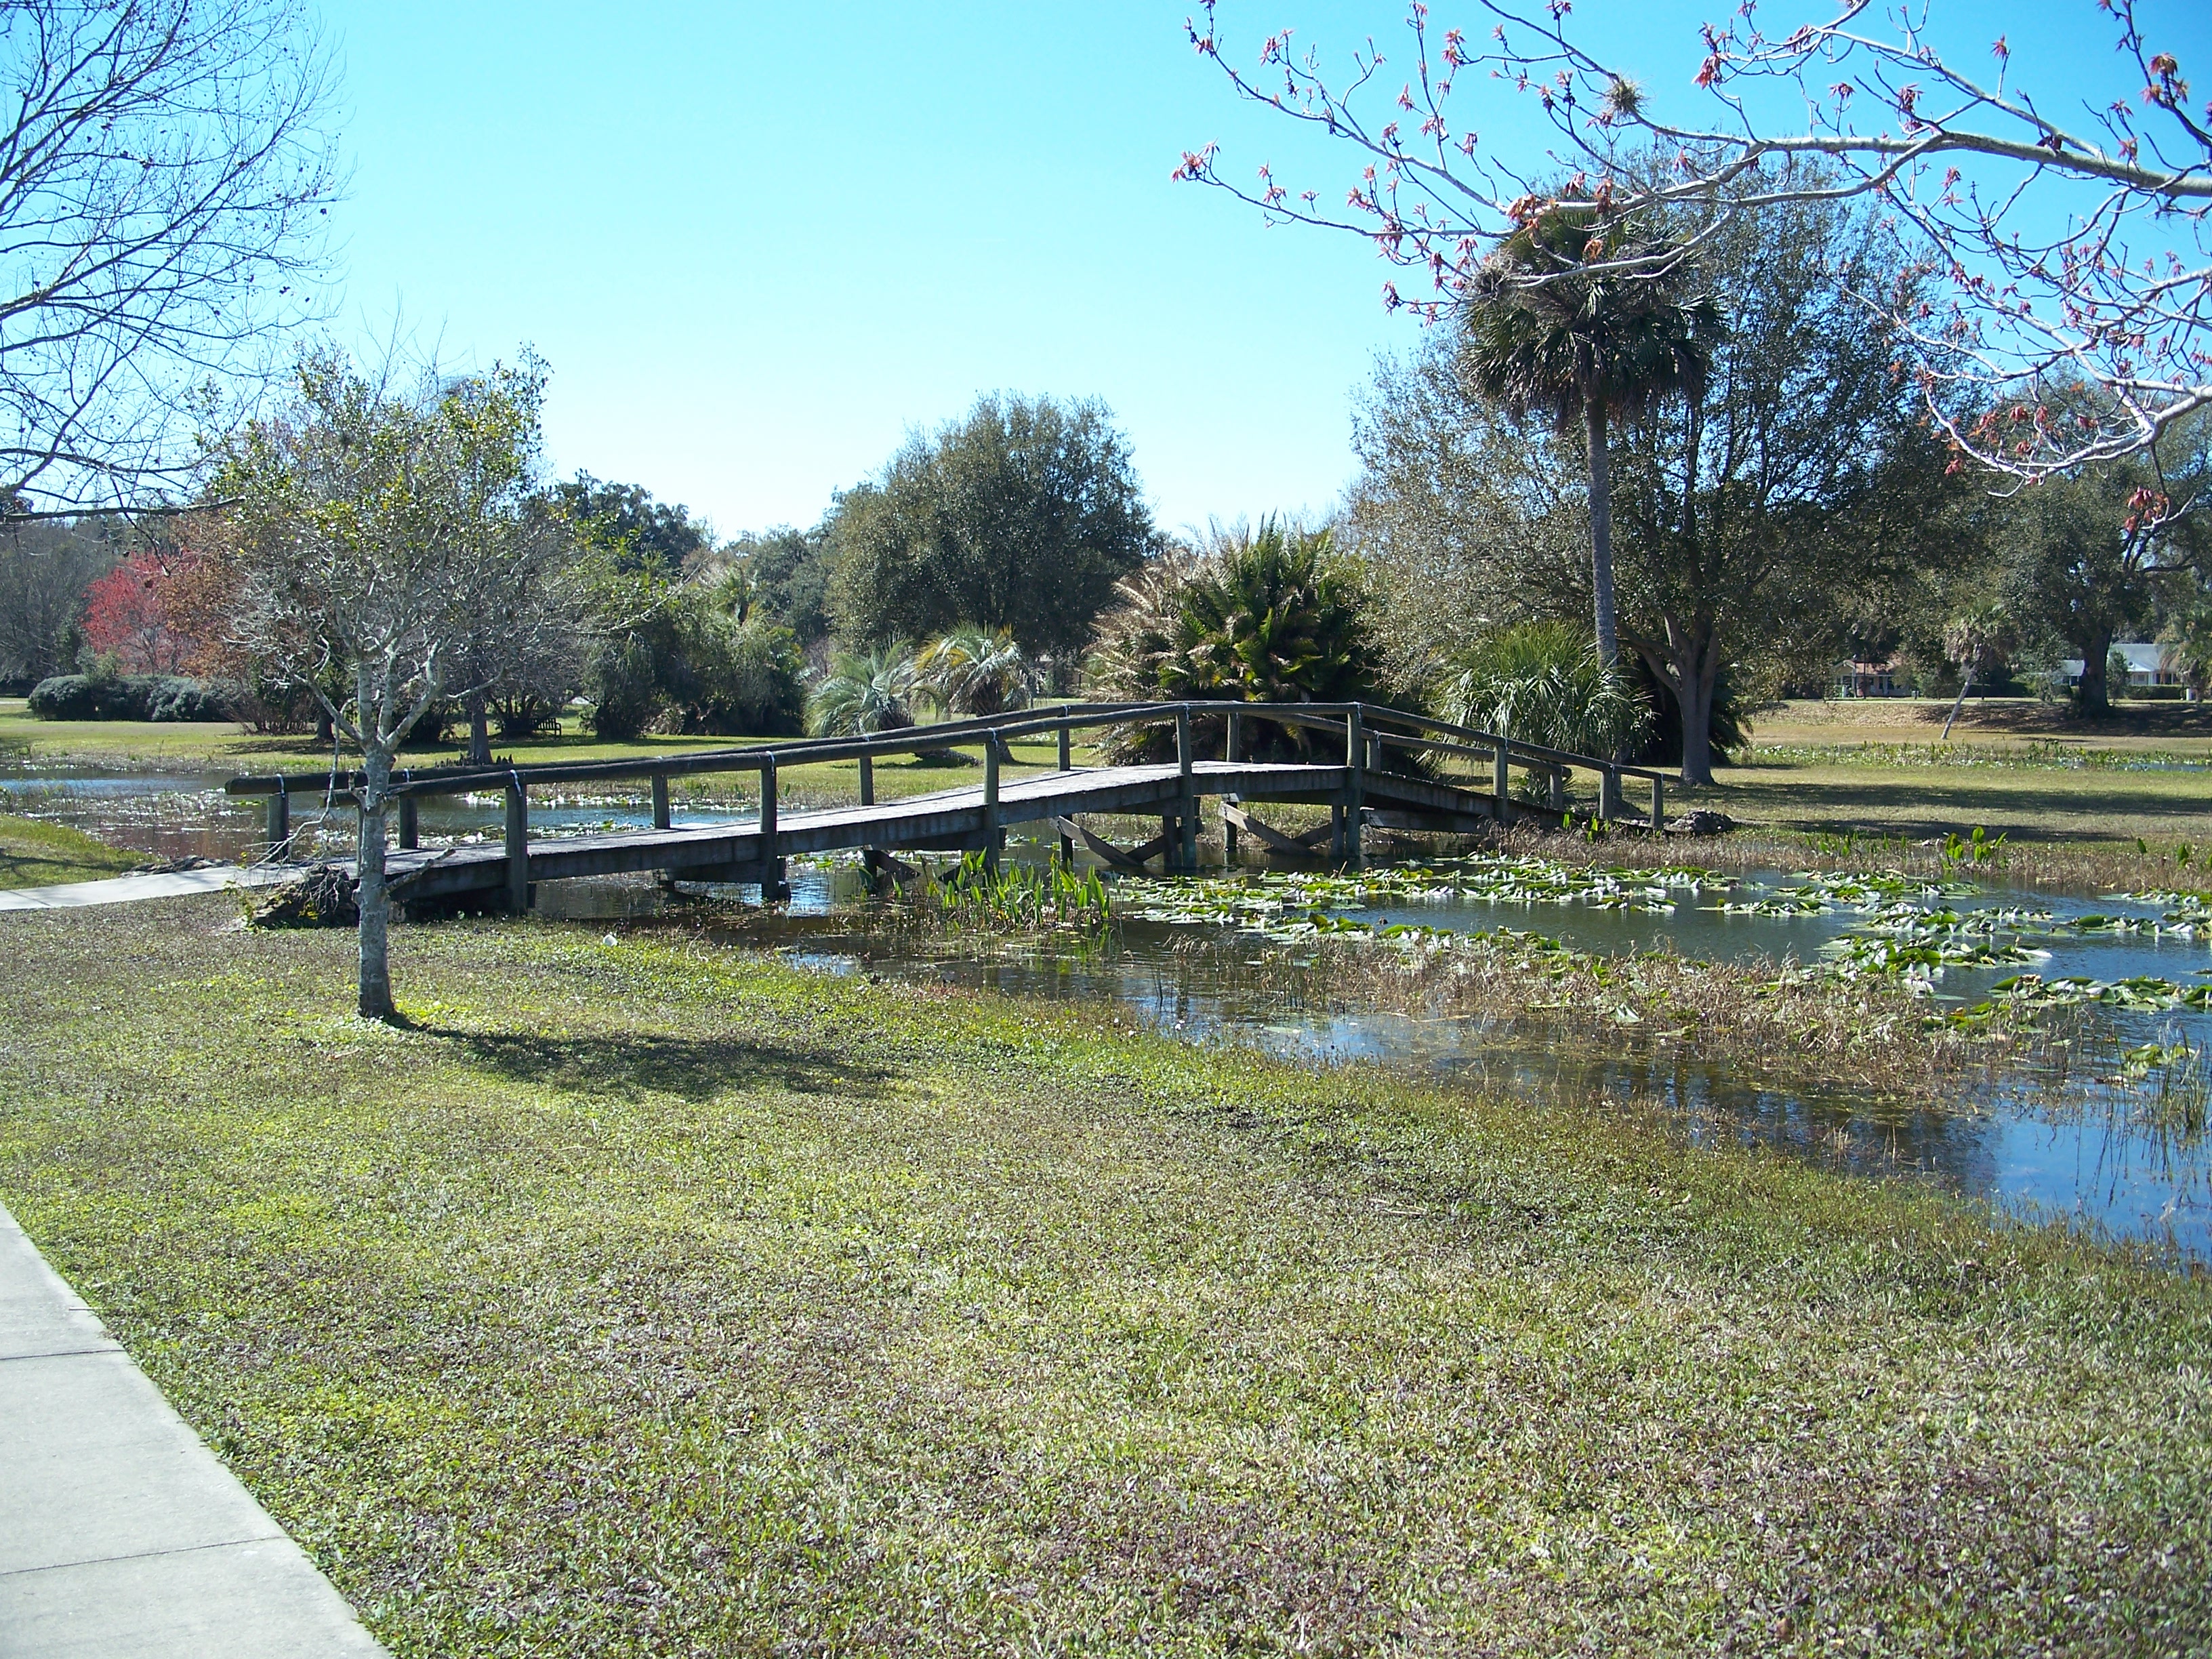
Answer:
[0,0,340,516]
[1181,1,2209,493]
[218,349,552,1022]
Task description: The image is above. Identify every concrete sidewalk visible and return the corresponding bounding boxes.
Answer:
[0,865,293,913]
[0,1204,388,1657]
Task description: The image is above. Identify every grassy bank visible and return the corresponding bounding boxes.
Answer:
[1,900,2207,1655]
[0,812,144,887]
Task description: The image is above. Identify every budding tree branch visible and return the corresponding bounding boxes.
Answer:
[1179,0,2212,485]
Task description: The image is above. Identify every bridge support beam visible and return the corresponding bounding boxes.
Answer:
[1175,705,1197,872]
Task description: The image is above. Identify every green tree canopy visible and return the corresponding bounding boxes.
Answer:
[1351,178,1966,784]
[827,394,1155,659]
[1460,204,1722,674]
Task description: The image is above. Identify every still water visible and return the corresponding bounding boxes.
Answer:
[10,764,2211,1265]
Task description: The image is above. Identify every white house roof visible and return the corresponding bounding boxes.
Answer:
[2060,641,2173,676]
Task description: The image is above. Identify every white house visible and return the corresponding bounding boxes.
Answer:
[2058,641,2193,695]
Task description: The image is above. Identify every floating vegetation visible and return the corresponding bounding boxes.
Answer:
[1118,855,1734,933]
[1102,848,2212,1015]
[1973,973,2212,1014]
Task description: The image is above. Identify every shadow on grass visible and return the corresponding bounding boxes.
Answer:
[428,1026,897,1103]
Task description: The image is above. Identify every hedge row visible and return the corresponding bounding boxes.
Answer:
[26,674,237,722]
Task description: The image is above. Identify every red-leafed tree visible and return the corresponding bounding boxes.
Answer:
[81,550,198,673]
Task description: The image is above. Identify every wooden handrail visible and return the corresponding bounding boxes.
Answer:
[223,698,1669,801]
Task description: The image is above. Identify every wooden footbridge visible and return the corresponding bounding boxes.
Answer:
[225,701,1674,914]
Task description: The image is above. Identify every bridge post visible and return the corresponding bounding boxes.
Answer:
[1057,709,1071,772]
[1343,706,1364,867]
[1650,774,1666,834]
[1175,705,1196,871]
[1601,764,1623,823]
[1548,767,1565,813]
[982,739,1001,874]
[759,756,787,901]
[504,774,529,914]
[1493,738,1511,822]
[264,783,289,857]
[651,775,671,830]
[397,792,418,851]
[1223,711,1241,864]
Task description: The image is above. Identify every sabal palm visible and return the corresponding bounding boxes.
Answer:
[914,625,1031,717]
[1460,208,1722,669]
[805,644,916,737]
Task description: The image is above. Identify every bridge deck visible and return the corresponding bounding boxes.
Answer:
[356,760,1550,903]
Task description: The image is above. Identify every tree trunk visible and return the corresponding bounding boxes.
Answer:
[1584,403,1619,671]
[465,693,492,765]
[2077,629,2114,712]
[1678,669,1716,787]
[1941,666,1976,740]
[356,745,396,1022]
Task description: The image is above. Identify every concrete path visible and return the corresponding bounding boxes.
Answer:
[0,865,293,913]
[0,1204,389,1657]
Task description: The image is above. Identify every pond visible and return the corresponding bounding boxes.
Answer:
[9,762,2211,1265]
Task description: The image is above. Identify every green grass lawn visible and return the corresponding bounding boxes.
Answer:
[1690,754,2212,846]
[0,813,144,887]
[1,900,2206,1655]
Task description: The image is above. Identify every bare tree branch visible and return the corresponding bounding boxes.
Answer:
[1181,0,2211,483]
[0,0,340,518]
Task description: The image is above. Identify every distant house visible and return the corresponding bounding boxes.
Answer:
[1834,656,1904,697]
[2057,641,2192,695]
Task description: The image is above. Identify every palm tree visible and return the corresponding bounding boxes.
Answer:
[805,644,917,737]
[914,625,1032,718]
[1460,207,1723,670]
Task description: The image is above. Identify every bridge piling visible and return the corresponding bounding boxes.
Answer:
[264,783,288,857]
[760,757,787,899]
[651,775,671,830]
[982,742,1000,874]
[1492,738,1511,823]
[1057,711,1071,772]
[1223,711,1242,864]
[504,775,529,914]
[397,795,418,851]
[1175,705,1197,872]
[1344,707,1365,867]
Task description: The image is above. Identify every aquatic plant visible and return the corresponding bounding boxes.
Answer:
[932,851,1110,933]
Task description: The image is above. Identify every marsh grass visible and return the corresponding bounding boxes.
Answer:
[0,899,2207,1655]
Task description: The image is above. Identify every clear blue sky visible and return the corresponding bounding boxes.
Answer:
[319,1,2209,543]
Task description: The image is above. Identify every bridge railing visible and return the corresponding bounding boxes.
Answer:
[224,699,1670,886]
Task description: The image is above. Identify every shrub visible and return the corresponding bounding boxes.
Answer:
[914,626,1031,718]
[26,673,234,722]
[1432,622,1650,758]
[1084,522,1387,762]
[806,645,918,738]
[693,619,806,736]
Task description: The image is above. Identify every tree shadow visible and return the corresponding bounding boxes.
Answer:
[422,1025,898,1103]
